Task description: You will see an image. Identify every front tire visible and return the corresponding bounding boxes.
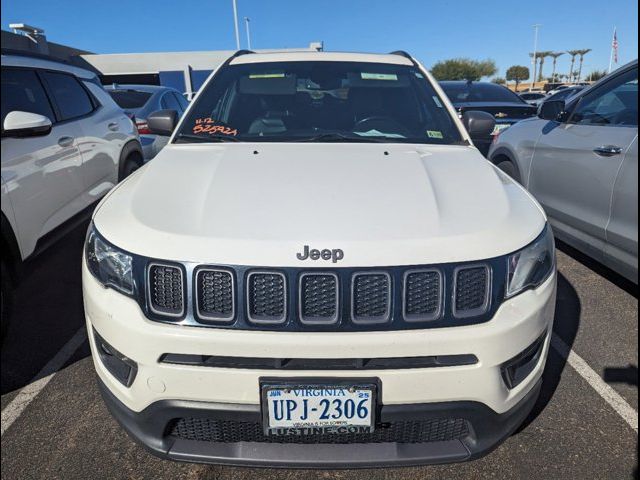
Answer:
[120,154,143,181]
[496,160,520,183]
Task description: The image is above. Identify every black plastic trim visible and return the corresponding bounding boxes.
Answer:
[159,353,479,370]
[501,330,547,389]
[97,376,542,468]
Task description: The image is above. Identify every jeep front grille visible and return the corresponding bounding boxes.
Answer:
[147,263,184,317]
[195,268,234,321]
[143,260,500,330]
[247,272,287,324]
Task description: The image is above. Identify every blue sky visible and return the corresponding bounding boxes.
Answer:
[2,0,637,77]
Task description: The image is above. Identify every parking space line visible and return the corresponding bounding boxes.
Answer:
[1,327,87,437]
[551,333,638,433]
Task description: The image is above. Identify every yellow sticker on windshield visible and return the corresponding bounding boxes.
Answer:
[361,73,398,81]
[249,73,285,79]
[427,130,444,139]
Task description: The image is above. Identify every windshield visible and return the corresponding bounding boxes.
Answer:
[441,82,525,104]
[108,90,153,109]
[174,61,463,144]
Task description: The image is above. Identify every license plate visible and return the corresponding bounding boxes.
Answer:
[261,382,376,436]
[491,123,511,135]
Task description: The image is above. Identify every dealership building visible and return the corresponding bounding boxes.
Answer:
[2,24,323,97]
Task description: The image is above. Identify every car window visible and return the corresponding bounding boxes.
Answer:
[441,82,525,104]
[41,71,94,121]
[108,90,153,109]
[176,61,462,144]
[173,92,189,112]
[161,92,181,112]
[1,68,55,126]
[570,68,638,127]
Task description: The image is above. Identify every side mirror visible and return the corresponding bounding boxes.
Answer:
[461,110,496,137]
[147,109,179,136]
[538,100,566,121]
[2,111,52,138]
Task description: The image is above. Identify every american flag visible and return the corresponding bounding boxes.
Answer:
[612,28,619,64]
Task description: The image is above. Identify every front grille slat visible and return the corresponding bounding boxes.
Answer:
[196,268,234,321]
[351,272,391,324]
[403,270,442,322]
[299,273,339,324]
[147,263,184,317]
[453,265,490,318]
[247,272,287,324]
[169,417,470,444]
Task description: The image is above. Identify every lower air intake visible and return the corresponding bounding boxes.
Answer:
[169,417,470,444]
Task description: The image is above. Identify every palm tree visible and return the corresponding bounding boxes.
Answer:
[536,51,553,82]
[548,52,565,82]
[576,48,592,82]
[566,50,582,84]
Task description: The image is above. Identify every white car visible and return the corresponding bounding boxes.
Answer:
[489,60,638,283]
[1,53,143,337]
[83,50,557,467]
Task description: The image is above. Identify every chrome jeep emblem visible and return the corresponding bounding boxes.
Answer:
[296,245,344,263]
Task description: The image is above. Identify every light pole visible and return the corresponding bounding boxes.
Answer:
[531,24,541,90]
[232,0,240,50]
[244,17,252,50]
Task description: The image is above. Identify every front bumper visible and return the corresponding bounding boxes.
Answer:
[84,260,556,466]
[98,375,542,468]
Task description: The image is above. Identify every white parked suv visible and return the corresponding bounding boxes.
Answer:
[83,50,557,467]
[1,53,143,338]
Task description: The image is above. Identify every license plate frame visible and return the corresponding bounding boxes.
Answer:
[260,377,379,436]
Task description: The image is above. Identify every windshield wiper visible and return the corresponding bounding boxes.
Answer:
[174,133,241,143]
[295,133,388,143]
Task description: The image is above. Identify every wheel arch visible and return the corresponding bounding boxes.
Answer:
[118,139,144,182]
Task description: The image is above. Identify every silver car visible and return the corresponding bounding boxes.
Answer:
[489,60,638,283]
[105,84,189,160]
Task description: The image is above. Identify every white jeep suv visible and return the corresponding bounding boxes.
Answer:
[83,51,557,467]
[1,53,142,338]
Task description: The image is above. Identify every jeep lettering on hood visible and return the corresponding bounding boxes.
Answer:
[297,245,344,263]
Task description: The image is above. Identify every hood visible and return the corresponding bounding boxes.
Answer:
[94,143,546,267]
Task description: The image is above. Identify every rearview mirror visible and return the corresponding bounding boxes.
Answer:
[538,100,566,121]
[461,110,496,137]
[147,109,179,136]
[2,111,52,138]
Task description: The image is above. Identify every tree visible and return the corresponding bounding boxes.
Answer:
[506,65,530,92]
[587,69,608,82]
[576,48,592,82]
[548,52,565,82]
[492,77,506,85]
[430,58,497,81]
[535,51,553,81]
[567,50,582,83]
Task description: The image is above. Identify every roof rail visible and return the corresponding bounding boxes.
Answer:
[389,50,413,61]
[230,49,255,59]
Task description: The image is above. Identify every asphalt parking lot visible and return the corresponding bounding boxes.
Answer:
[1,220,637,480]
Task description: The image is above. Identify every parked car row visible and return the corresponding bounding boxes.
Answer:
[518,85,585,108]
[439,80,538,155]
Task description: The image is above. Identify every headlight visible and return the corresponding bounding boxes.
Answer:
[85,224,135,295]
[506,224,555,298]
